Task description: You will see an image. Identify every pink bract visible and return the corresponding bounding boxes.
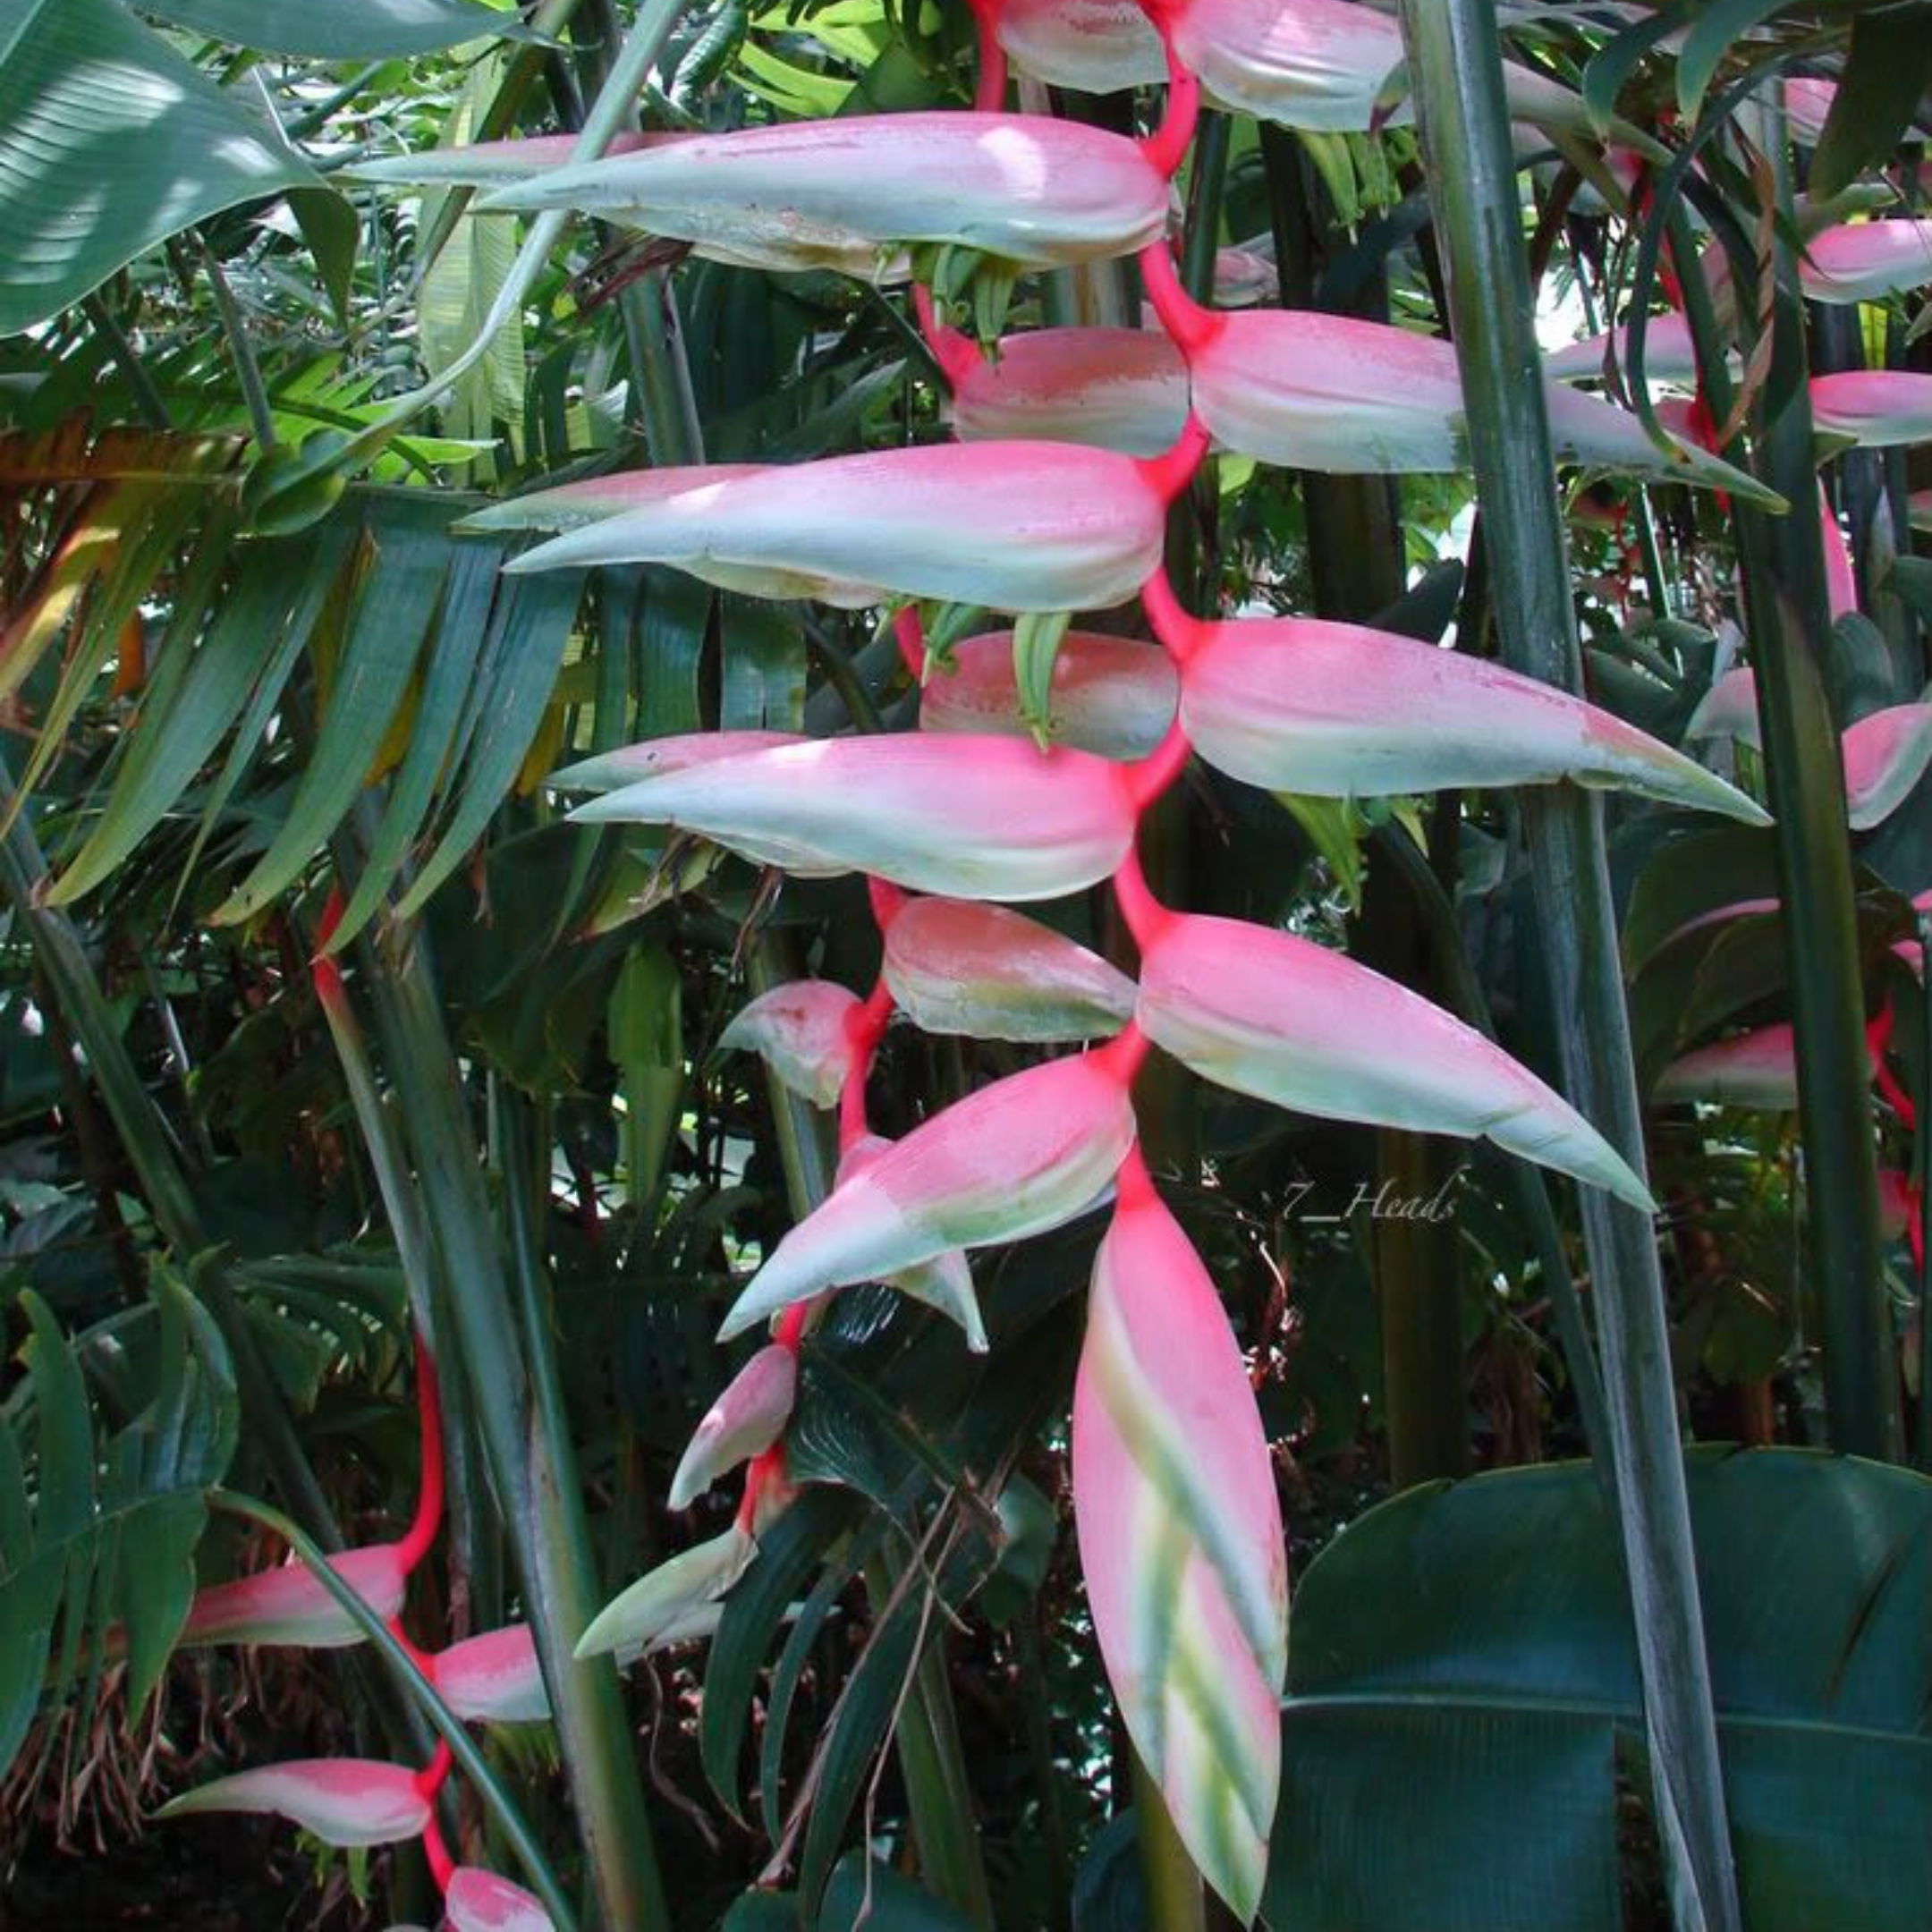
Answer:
[501,443,1173,614]
[1801,219,1932,304]
[473,114,1169,276]
[1843,705,1932,831]
[1811,371,1932,450]
[718,980,865,1109]
[1073,1164,1284,1919]
[882,896,1137,1043]
[158,1758,430,1847]
[570,734,1142,902]
[445,1868,556,1932]
[1136,912,1653,1206]
[919,630,1179,761]
[433,1625,551,1725]
[668,1344,801,1509]
[180,1544,408,1649]
[945,326,1190,457]
[717,1048,1138,1340]
[1172,611,1767,819]
[1655,1025,1799,1110]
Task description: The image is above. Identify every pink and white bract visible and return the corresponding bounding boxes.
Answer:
[500,443,1174,613]
[1074,1161,1285,1922]
[1174,303,1758,490]
[1843,705,1932,831]
[1811,371,1932,450]
[1171,610,1768,819]
[1136,912,1653,1206]
[717,1049,1137,1340]
[919,631,1178,761]
[445,1867,557,1932]
[472,114,1169,276]
[1801,219,1932,304]
[570,736,1141,902]
[943,326,1190,457]
[718,980,865,1109]
[433,1626,552,1725]
[180,1543,407,1649]
[1655,1025,1800,1110]
[668,1344,801,1508]
[158,1759,432,1847]
[575,1525,758,1662]
[1546,312,1699,386]
[836,1133,991,1350]
[882,896,1137,1043]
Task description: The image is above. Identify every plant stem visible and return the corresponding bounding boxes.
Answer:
[1131,1749,1207,1932]
[366,944,671,1931]
[200,237,278,452]
[1394,9,1742,1932]
[1672,166,1900,1460]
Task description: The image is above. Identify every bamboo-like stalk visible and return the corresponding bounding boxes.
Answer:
[1394,9,1742,1931]
[1669,160,1900,1460]
[365,946,671,1931]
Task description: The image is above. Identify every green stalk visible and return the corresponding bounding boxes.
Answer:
[208,1490,576,1931]
[1669,166,1899,1458]
[1394,10,1741,1932]
[1131,1750,1207,1932]
[366,946,670,1932]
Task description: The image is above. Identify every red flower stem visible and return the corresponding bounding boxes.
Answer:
[394,1334,446,1577]
[1139,37,1200,180]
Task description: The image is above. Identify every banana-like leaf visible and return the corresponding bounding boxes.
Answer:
[1136,913,1652,1207]
[669,1346,800,1509]
[1074,1164,1286,1922]
[1172,612,1767,820]
[0,0,330,335]
[919,631,1178,760]
[158,1758,431,1847]
[718,981,864,1108]
[445,1867,555,1932]
[432,1626,551,1724]
[717,1050,1137,1340]
[1654,1024,1799,1109]
[571,735,1141,901]
[1801,218,1932,304]
[180,1545,407,1649]
[496,444,1172,613]
[1268,1452,1932,1932]
[466,114,1166,276]
[1811,371,1932,449]
[882,896,1136,1042]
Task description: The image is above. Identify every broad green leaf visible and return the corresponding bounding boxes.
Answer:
[1267,1451,1932,1932]
[820,1855,977,1931]
[131,0,530,57]
[0,0,325,335]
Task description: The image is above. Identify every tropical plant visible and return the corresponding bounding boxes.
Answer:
[2,0,1931,1928]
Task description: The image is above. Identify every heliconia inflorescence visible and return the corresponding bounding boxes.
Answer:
[329,0,1872,1920]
